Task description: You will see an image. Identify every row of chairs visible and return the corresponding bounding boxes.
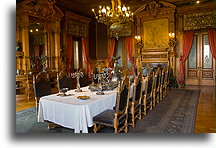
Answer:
[33,69,87,114]
[93,66,170,133]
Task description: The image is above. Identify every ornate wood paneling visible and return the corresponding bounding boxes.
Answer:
[141,51,169,63]
[67,20,88,37]
[183,11,216,31]
[202,71,213,79]
[187,70,198,78]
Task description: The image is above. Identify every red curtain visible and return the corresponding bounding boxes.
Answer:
[126,36,134,66]
[108,38,116,67]
[179,31,195,84]
[82,37,91,79]
[67,35,73,73]
[207,28,216,59]
[35,46,40,57]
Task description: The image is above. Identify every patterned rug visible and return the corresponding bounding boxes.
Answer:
[16,89,200,133]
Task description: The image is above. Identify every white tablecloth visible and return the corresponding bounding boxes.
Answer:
[38,86,117,133]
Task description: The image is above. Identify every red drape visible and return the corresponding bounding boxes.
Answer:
[35,46,40,57]
[179,31,194,84]
[126,36,134,66]
[207,28,216,59]
[108,38,116,67]
[82,37,91,79]
[67,35,73,73]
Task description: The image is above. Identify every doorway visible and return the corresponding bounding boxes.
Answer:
[185,31,215,86]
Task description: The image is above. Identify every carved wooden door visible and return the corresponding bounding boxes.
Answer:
[185,31,215,86]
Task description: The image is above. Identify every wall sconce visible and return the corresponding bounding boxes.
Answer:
[168,32,175,38]
[135,35,141,41]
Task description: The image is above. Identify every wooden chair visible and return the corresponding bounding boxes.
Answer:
[93,76,130,133]
[142,70,154,115]
[159,67,166,101]
[33,72,51,115]
[142,65,151,77]
[163,67,169,97]
[57,69,73,91]
[128,72,143,127]
[153,67,161,107]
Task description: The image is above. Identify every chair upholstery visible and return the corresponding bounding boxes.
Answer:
[33,72,51,114]
[128,72,143,127]
[93,76,130,133]
[80,73,89,87]
[142,70,154,115]
[57,69,73,91]
[153,67,161,107]
[142,65,151,77]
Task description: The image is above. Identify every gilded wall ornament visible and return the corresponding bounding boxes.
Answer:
[184,11,216,31]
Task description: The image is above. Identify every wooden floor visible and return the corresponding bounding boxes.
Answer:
[16,85,216,133]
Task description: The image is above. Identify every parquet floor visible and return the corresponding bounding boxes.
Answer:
[16,85,216,133]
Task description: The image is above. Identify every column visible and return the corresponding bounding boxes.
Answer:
[53,22,61,71]
[21,14,30,74]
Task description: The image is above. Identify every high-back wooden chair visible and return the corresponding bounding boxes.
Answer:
[160,67,166,100]
[57,69,73,91]
[128,72,143,127]
[142,65,151,77]
[152,67,161,107]
[142,70,154,115]
[163,67,169,97]
[93,76,130,133]
[33,71,51,115]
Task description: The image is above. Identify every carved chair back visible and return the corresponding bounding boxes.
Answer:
[57,69,73,91]
[142,65,151,77]
[33,71,51,98]
[115,76,130,114]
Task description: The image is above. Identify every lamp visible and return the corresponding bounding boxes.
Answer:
[92,0,134,39]
[168,32,175,38]
[168,32,176,52]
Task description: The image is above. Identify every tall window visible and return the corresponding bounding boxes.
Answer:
[73,41,79,69]
[116,40,123,67]
[116,38,132,68]
[72,38,82,70]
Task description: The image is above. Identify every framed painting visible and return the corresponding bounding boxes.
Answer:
[143,18,169,49]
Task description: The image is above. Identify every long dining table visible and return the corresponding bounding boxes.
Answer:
[37,78,146,133]
[38,86,118,133]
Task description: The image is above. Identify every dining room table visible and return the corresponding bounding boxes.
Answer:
[37,77,147,133]
[38,86,119,133]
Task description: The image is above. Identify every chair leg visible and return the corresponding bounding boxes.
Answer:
[139,107,142,120]
[124,119,128,133]
[150,101,153,110]
[93,123,97,133]
[153,92,156,107]
[132,114,135,127]
[114,127,118,133]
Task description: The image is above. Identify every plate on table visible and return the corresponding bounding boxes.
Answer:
[77,96,90,100]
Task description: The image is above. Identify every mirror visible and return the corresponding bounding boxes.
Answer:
[29,23,48,70]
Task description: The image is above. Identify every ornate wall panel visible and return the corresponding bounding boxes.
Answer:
[202,71,213,79]
[183,11,216,31]
[68,20,88,37]
[187,70,198,78]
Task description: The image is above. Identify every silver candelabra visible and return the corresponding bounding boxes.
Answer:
[92,70,105,95]
[71,70,84,92]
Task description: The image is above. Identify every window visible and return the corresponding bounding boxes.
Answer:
[73,41,79,69]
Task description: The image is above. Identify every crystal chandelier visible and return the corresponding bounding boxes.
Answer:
[92,0,134,39]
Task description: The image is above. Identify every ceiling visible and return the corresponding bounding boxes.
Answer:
[55,0,213,18]
[17,0,213,18]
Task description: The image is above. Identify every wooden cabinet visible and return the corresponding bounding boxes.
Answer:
[16,75,27,101]
[89,22,108,59]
